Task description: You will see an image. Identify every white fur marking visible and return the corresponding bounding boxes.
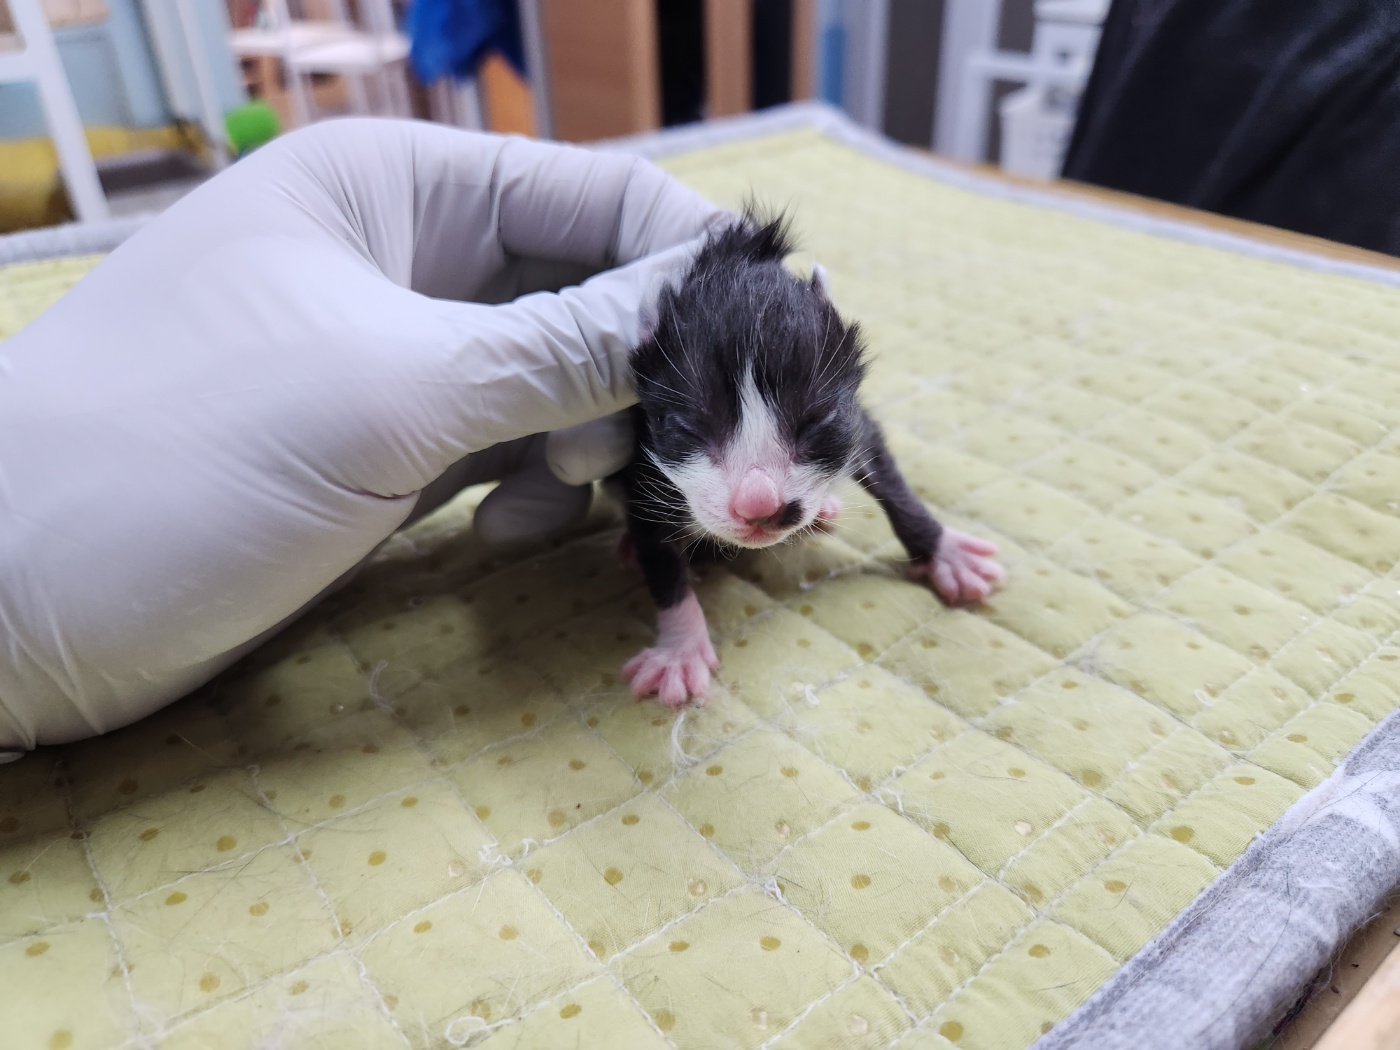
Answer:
[656,370,834,548]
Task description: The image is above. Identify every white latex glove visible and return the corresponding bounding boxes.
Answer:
[545,412,637,488]
[0,118,723,751]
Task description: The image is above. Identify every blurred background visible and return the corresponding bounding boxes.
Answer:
[0,0,1110,232]
[5,0,1398,257]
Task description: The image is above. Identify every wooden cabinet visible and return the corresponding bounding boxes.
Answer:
[539,0,660,140]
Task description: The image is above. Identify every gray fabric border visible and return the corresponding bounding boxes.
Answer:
[0,216,148,267]
[604,102,1400,1049]
[1035,711,1400,1050]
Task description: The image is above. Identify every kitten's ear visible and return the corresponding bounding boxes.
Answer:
[811,263,830,297]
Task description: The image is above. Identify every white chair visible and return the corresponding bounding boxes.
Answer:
[1033,0,1109,68]
[996,0,1109,178]
[0,0,109,222]
[230,0,410,126]
[284,0,410,119]
[935,0,1108,163]
[140,0,236,170]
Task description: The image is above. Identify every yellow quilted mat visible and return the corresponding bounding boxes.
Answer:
[3,128,1400,1050]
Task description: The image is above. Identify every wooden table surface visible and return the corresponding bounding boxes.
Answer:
[986,165,1400,276]
[1283,895,1400,1050]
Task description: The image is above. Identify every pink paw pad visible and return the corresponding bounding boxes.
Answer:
[622,592,719,708]
[911,528,1004,606]
[622,645,717,708]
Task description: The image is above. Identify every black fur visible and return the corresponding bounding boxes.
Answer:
[617,209,944,610]
[629,212,866,478]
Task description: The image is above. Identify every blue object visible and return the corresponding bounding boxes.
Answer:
[408,0,525,84]
[819,22,845,107]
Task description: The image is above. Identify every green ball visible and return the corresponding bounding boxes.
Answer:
[225,102,280,154]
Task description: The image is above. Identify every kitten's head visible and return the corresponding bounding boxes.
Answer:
[630,210,867,548]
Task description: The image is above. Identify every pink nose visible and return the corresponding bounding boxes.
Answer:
[730,469,784,525]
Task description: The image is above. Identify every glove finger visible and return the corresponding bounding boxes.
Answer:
[545,412,635,486]
[402,239,699,486]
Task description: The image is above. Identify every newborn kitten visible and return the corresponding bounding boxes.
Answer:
[613,212,1003,707]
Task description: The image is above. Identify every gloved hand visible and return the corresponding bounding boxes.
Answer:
[0,118,723,751]
[411,410,637,545]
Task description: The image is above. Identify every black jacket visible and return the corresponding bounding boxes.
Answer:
[1062,0,1400,255]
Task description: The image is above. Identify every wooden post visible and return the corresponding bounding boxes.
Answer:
[539,0,660,141]
[1314,942,1400,1050]
[478,52,535,137]
[705,0,751,117]
[790,0,814,99]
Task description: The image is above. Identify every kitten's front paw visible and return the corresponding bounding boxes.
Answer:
[623,642,718,709]
[812,494,843,534]
[912,528,1004,605]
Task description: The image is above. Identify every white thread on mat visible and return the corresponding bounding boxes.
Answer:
[367,660,389,705]
[477,840,512,872]
[668,707,696,769]
[444,1014,492,1046]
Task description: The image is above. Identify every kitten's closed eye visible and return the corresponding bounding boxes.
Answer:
[794,413,835,445]
[793,408,854,464]
[671,420,704,442]
[657,418,706,452]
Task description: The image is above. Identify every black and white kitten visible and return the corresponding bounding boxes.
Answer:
[612,212,1003,707]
